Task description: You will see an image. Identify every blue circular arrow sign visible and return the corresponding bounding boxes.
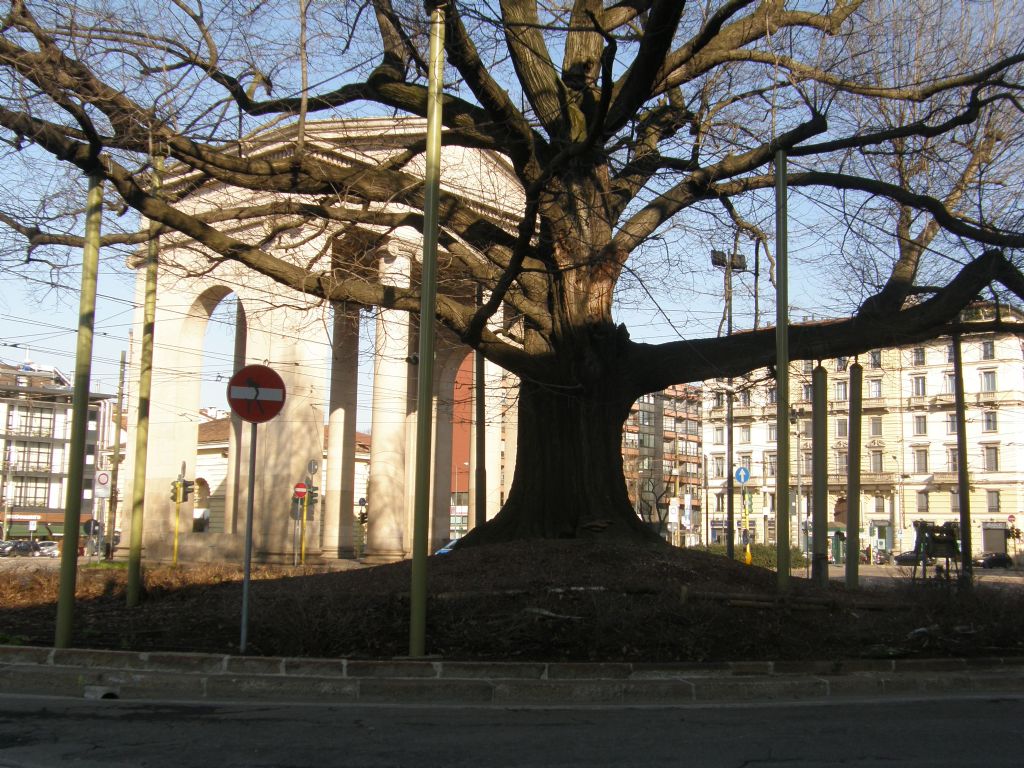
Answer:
[735,466,750,484]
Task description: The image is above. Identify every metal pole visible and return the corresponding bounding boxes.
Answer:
[811,363,828,587]
[774,150,791,590]
[55,174,103,648]
[301,480,309,565]
[952,335,973,584]
[104,351,126,558]
[474,286,487,529]
[127,155,162,607]
[847,362,862,588]
[239,421,257,654]
[409,1,445,658]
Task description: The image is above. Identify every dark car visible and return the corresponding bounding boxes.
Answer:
[973,552,1014,569]
[9,540,41,557]
[894,550,935,566]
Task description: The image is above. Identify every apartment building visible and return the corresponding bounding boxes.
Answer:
[623,384,703,545]
[0,361,112,539]
[703,321,1023,559]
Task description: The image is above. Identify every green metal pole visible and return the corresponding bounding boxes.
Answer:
[409,1,446,658]
[774,150,791,591]
[847,362,862,588]
[953,335,973,585]
[54,174,103,648]
[811,363,828,587]
[127,155,162,607]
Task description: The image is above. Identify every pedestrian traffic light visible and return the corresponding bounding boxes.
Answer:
[290,496,301,521]
[359,508,368,525]
[181,479,195,501]
[169,480,180,502]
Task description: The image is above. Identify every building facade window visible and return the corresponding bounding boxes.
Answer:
[983,411,998,432]
[950,490,960,514]
[835,381,848,401]
[738,389,751,406]
[768,422,777,442]
[739,425,751,443]
[767,386,777,404]
[912,376,927,396]
[802,383,813,401]
[870,416,883,437]
[836,356,849,371]
[987,490,1000,515]
[869,451,883,473]
[713,456,725,477]
[981,370,997,392]
[946,413,957,434]
[913,415,927,436]
[836,450,848,473]
[984,445,1000,472]
[944,373,956,394]
[914,448,929,473]
[947,448,959,472]
[836,418,848,438]
[14,477,49,507]
[982,340,995,360]
[912,347,926,366]
[765,453,777,476]
[868,379,882,399]
[739,454,752,471]
[947,343,955,363]
[869,350,882,368]
[713,426,724,445]
[917,491,929,514]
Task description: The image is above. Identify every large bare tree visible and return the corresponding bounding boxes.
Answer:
[1,0,1023,545]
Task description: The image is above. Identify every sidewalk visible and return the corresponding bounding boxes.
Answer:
[2,645,1023,706]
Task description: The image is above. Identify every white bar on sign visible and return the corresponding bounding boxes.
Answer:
[229,386,285,401]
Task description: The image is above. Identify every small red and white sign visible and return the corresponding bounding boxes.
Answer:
[293,482,307,499]
[94,471,111,499]
[227,365,286,423]
[1009,514,1016,525]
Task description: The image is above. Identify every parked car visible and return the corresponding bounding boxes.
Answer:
[894,550,935,567]
[9,540,41,557]
[0,540,14,557]
[37,541,59,558]
[973,552,1014,569]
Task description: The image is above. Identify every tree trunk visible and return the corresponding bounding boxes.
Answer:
[460,376,660,546]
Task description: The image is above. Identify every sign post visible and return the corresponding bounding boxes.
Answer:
[735,467,752,565]
[227,364,286,654]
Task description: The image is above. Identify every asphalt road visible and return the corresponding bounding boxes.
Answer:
[0,693,1022,767]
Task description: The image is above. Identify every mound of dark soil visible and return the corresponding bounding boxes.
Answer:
[1,539,1021,662]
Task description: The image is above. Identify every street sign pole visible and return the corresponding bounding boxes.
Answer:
[240,421,257,653]
[300,481,309,566]
[227,364,287,655]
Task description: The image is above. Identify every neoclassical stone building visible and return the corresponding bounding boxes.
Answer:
[120,119,522,564]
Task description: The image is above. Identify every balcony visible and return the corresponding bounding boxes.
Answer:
[860,472,896,486]
[930,472,959,486]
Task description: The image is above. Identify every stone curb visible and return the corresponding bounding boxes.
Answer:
[1,645,1022,706]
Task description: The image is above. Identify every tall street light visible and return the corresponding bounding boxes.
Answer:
[711,249,746,559]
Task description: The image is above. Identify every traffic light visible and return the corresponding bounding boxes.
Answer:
[290,496,301,521]
[181,479,195,501]
[305,486,318,520]
[169,480,180,502]
[359,508,368,525]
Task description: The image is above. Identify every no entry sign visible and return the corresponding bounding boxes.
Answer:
[227,365,286,423]
[294,482,307,498]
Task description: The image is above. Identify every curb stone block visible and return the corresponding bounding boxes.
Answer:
[227,656,286,675]
[284,658,346,678]
[347,660,437,678]
[51,649,147,670]
[144,652,227,674]
[440,662,545,680]
[493,680,624,705]
[547,663,632,680]
[206,675,358,702]
[621,680,696,704]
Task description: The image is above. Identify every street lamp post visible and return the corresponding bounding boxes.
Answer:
[711,249,747,559]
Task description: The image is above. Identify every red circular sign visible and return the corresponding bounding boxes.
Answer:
[226,365,286,423]
[1010,515,1017,524]
[294,482,307,498]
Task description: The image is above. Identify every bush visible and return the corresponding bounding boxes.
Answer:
[697,543,805,571]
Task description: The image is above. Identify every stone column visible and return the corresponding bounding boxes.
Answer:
[363,241,412,562]
[322,303,360,559]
